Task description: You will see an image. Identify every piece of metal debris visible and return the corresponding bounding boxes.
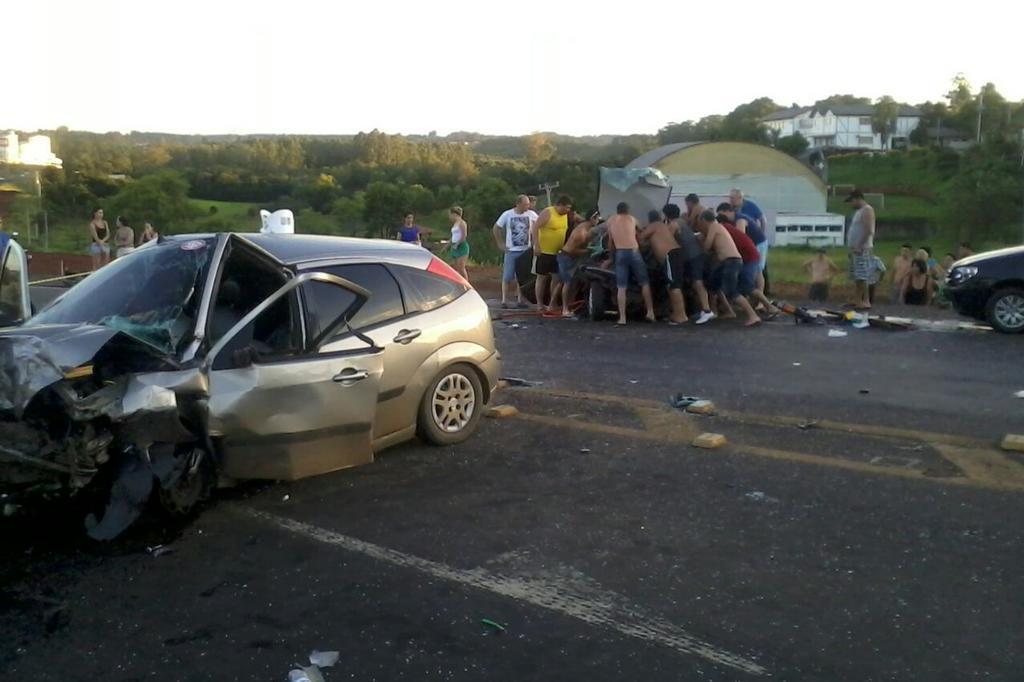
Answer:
[309,650,340,668]
[147,544,174,558]
[797,420,818,431]
[499,377,540,387]
[481,618,507,633]
[579,448,591,454]
[289,665,325,682]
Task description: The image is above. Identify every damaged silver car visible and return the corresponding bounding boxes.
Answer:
[0,233,500,539]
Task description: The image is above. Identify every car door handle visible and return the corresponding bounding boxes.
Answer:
[333,369,370,384]
[393,329,421,344]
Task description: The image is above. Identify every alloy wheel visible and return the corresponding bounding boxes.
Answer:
[431,373,477,433]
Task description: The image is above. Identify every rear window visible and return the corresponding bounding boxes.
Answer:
[391,264,464,313]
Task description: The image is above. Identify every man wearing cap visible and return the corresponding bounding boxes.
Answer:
[845,190,876,309]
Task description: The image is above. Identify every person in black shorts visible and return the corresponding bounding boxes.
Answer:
[639,205,687,324]
[666,204,714,324]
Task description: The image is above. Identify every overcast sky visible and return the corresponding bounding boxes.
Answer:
[6,0,1020,137]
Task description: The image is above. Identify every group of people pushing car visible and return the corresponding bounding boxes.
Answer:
[491,189,778,328]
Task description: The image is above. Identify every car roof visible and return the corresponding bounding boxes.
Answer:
[168,233,432,268]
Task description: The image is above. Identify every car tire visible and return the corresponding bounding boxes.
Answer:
[986,288,1024,334]
[417,363,484,446]
[588,281,608,322]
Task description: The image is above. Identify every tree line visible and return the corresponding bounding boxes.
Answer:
[8,75,1020,255]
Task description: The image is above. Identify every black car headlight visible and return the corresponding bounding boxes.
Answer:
[948,266,979,285]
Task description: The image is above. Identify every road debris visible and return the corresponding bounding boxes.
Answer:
[1014,390,1024,399]
[147,544,174,558]
[792,362,801,367]
[797,420,818,431]
[744,491,779,503]
[486,405,519,419]
[282,494,291,502]
[499,377,540,387]
[289,665,325,682]
[309,650,340,668]
[828,329,848,338]
[692,433,727,449]
[481,618,507,633]
[685,400,716,416]
[1000,434,1024,453]
[859,389,871,395]
[668,394,704,409]
[579,448,591,454]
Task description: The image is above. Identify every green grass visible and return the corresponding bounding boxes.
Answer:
[770,241,904,286]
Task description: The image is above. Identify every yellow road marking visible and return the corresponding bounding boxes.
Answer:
[933,445,1024,492]
[517,387,993,450]
[508,387,1024,493]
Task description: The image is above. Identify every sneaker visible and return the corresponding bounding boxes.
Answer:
[695,310,716,325]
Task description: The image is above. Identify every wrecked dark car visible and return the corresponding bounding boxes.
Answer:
[1,233,500,539]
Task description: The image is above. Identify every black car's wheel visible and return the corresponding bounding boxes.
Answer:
[588,281,609,321]
[417,363,484,446]
[985,288,1024,334]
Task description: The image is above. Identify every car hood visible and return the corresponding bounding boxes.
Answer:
[954,245,1024,268]
[0,323,176,417]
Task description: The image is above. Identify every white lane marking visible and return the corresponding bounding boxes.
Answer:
[239,506,767,676]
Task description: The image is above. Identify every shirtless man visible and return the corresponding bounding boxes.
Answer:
[639,206,687,324]
[803,249,840,302]
[696,210,760,327]
[555,210,598,317]
[683,193,704,231]
[890,244,912,303]
[606,202,655,326]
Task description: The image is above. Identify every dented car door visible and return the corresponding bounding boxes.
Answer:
[205,272,384,481]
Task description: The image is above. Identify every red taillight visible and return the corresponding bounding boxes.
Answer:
[427,255,469,288]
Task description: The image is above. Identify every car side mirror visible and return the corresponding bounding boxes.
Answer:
[231,346,256,369]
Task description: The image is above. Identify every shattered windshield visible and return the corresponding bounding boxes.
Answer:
[30,238,217,354]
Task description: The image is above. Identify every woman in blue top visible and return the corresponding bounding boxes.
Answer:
[396,212,431,247]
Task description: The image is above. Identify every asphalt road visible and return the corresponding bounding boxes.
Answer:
[2,314,1023,681]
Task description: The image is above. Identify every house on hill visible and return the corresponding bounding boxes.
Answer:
[763,105,922,151]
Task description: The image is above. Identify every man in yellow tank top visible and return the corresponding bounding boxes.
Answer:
[530,195,573,312]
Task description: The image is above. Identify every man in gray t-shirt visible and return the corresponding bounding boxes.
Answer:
[845,190,876,309]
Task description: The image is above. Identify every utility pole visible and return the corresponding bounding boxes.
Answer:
[537,181,559,208]
[976,89,985,144]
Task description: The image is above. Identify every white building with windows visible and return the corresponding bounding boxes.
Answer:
[763,105,921,151]
[0,131,63,167]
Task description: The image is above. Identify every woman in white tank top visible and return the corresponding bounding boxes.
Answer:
[448,206,471,285]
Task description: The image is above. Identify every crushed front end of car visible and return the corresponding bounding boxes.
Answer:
[0,325,213,540]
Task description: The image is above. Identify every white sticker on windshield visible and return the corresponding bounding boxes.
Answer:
[180,240,207,251]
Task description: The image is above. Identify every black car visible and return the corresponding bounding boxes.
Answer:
[945,246,1024,333]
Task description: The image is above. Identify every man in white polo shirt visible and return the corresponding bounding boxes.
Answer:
[492,194,537,308]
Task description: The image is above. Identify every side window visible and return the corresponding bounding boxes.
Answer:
[303,279,359,342]
[323,264,404,331]
[391,265,463,314]
[212,290,303,370]
[207,242,288,349]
